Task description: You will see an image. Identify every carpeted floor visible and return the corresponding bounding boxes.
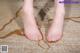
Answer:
[0,0,80,53]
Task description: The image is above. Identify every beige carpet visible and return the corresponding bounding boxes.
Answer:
[0,0,80,53]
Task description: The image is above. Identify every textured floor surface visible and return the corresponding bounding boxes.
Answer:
[0,0,80,53]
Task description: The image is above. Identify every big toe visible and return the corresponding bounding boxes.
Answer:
[47,34,62,42]
[25,34,42,41]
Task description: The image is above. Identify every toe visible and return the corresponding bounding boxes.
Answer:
[47,34,62,42]
[25,33,42,41]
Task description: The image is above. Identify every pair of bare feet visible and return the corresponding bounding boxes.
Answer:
[22,0,65,42]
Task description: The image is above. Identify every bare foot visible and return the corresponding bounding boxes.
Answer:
[47,0,65,42]
[47,24,63,42]
[23,15,42,41]
[22,0,42,41]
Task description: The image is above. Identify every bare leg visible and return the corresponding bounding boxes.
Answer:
[22,0,42,41]
[47,0,65,42]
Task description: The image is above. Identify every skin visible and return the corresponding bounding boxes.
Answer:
[22,0,42,41]
[22,0,65,41]
[47,0,65,42]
